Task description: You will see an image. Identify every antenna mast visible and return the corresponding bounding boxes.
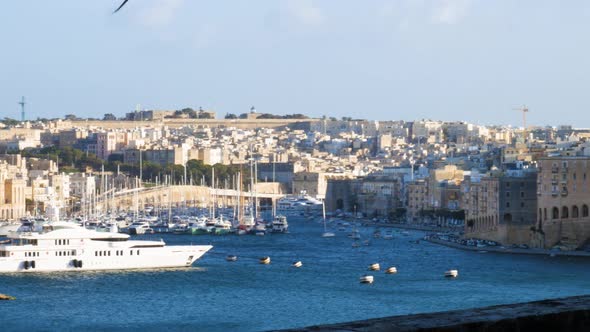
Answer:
[19,96,26,121]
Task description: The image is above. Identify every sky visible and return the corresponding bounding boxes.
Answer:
[1,0,590,127]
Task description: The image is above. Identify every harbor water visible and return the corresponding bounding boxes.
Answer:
[2,218,590,331]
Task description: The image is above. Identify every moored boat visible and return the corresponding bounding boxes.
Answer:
[444,269,458,278]
[0,221,212,273]
[359,275,374,284]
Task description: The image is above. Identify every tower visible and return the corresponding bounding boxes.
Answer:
[18,96,25,121]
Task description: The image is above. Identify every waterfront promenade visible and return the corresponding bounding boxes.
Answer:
[423,237,590,258]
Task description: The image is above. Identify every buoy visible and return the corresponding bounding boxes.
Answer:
[444,269,458,278]
[385,266,397,274]
[259,256,271,265]
[359,275,374,284]
[292,261,303,268]
[226,255,238,262]
[368,263,380,271]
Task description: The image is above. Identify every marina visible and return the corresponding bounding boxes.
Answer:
[2,218,590,331]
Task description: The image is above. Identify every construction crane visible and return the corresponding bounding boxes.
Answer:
[513,105,529,143]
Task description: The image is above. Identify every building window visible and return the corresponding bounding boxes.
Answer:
[521,202,525,208]
[573,206,579,218]
[583,205,589,217]
[506,202,510,208]
[552,207,559,219]
[506,192,511,198]
[520,192,524,198]
[562,206,569,219]
[503,213,512,222]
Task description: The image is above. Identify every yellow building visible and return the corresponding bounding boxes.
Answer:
[537,157,590,249]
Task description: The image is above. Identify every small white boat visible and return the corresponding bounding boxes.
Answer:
[259,256,271,265]
[292,261,302,268]
[445,269,458,278]
[226,255,238,262]
[359,275,374,284]
[368,263,380,271]
[385,266,397,274]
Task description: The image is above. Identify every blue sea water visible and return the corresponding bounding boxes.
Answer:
[2,219,590,331]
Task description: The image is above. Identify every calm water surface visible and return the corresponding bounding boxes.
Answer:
[2,218,590,331]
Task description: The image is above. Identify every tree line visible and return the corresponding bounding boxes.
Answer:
[15,146,251,187]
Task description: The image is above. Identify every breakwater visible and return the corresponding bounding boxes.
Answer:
[282,295,590,331]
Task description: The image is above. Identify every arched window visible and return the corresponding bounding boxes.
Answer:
[562,206,569,219]
[552,207,559,219]
[503,213,512,222]
[544,208,547,221]
[583,205,589,218]
[539,209,542,222]
[572,206,579,218]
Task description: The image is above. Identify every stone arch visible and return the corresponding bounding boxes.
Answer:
[572,205,579,218]
[562,206,569,219]
[503,213,512,222]
[552,207,559,219]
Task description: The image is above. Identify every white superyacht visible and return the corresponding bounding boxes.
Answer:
[0,221,212,273]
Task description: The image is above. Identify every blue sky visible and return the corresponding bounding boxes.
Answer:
[1,0,589,126]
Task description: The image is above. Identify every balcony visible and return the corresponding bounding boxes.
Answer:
[561,189,568,196]
[551,191,559,197]
[551,179,558,185]
[551,166,559,173]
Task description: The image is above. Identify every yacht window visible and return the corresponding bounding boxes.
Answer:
[130,250,133,255]
[59,251,62,256]
[95,251,98,256]
[137,250,140,255]
[108,251,111,256]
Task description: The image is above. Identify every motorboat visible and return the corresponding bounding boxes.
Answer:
[368,263,380,271]
[0,221,211,272]
[270,215,288,233]
[126,221,151,235]
[359,275,374,284]
[445,269,459,278]
[385,267,397,274]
